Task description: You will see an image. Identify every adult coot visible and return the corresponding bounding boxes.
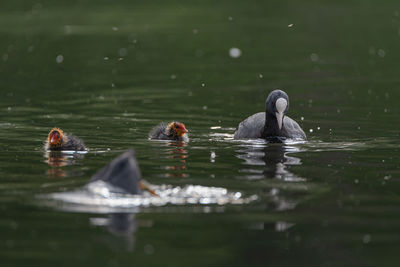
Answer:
[234,90,306,141]
[149,121,189,142]
[44,128,87,151]
[90,149,156,195]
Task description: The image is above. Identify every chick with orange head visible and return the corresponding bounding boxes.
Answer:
[45,128,87,151]
[149,121,189,142]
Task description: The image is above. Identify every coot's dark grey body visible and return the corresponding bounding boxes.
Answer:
[234,90,306,141]
[90,149,142,195]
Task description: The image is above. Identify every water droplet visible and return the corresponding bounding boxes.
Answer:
[317,126,320,130]
[210,151,216,163]
[384,175,391,180]
[202,105,208,110]
[309,129,313,133]
[7,107,12,111]
[192,29,198,34]
[56,55,64,64]
[300,116,304,121]
[170,74,176,80]
[355,179,359,184]
[258,74,263,78]
[118,48,127,57]
[288,23,294,27]
[201,83,205,87]
[228,16,233,21]
[384,108,388,113]
[229,47,242,58]
[104,57,109,60]
[310,53,319,62]
[362,234,371,244]
[337,109,341,113]
[270,188,279,195]
[112,26,119,31]
[27,45,34,53]
[377,49,386,57]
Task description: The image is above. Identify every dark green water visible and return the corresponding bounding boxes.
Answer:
[1,0,399,266]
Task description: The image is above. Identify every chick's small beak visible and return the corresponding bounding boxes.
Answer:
[50,136,56,144]
[181,126,188,134]
[176,126,188,137]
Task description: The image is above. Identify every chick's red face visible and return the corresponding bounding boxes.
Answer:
[48,130,63,147]
[173,123,188,136]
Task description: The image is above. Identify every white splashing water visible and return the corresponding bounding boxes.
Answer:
[41,181,257,210]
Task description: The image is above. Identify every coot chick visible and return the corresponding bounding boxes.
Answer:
[234,90,306,141]
[149,121,189,142]
[90,149,156,195]
[44,128,87,151]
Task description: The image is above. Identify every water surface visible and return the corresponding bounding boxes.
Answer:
[0,1,399,266]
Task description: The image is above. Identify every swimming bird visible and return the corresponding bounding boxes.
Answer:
[233,90,306,141]
[44,128,87,151]
[90,149,156,195]
[149,121,189,142]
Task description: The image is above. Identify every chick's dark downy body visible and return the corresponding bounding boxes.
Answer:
[45,128,86,151]
[149,122,189,142]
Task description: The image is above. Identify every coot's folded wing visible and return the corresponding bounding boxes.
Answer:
[233,112,265,139]
[283,116,307,140]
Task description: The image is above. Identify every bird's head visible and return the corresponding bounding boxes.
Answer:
[47,128,65,148]
[266,89,289,130]
[168,122,188,137]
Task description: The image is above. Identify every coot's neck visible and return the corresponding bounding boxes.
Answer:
[262,112,284,138]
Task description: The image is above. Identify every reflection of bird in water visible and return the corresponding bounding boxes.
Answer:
[90,213,138,251]
[160,142,188,178]
[45,151,84,167]
[167,141,188,160]
[44,151,85,178]
[236,144,305,211]
[236,144,304,182]
[107,213,137,237]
